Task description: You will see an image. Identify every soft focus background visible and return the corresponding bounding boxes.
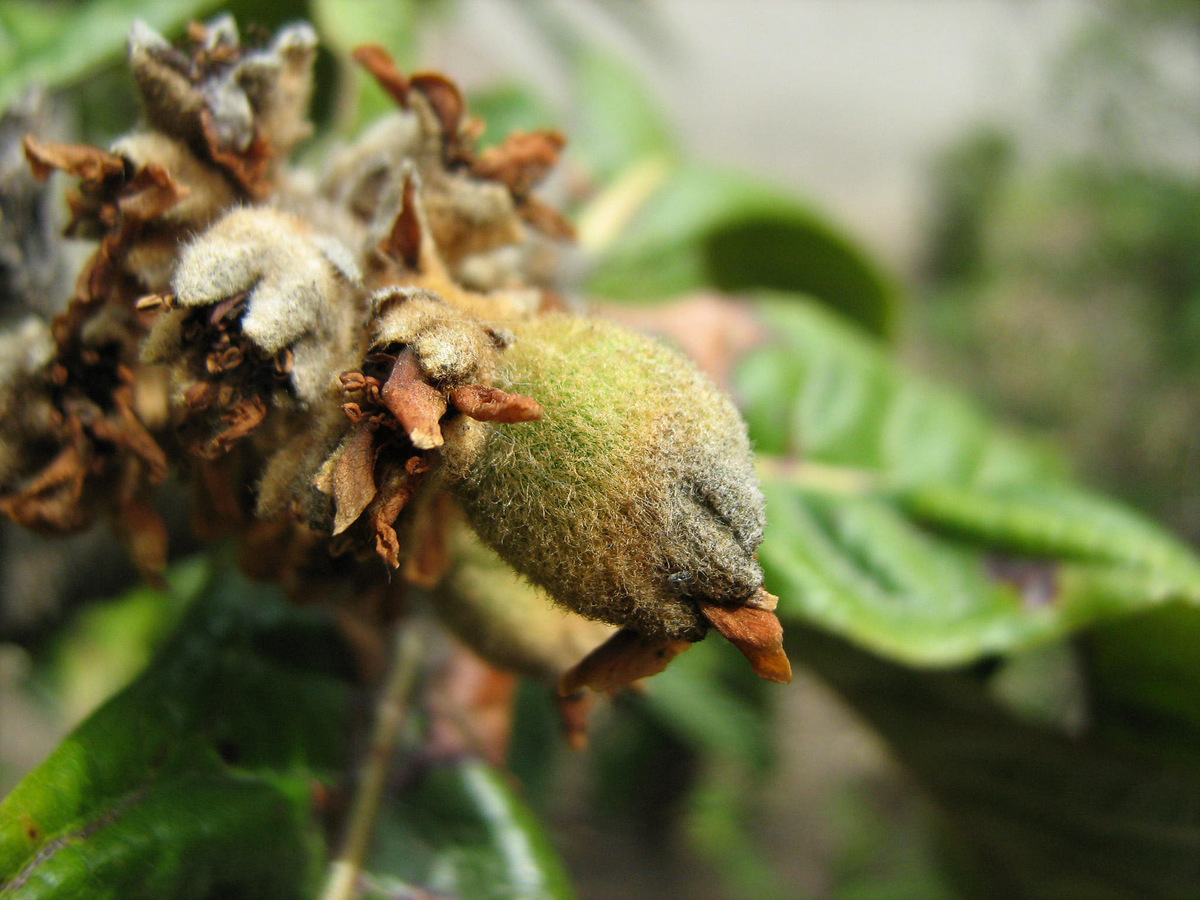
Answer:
[2,2,1199,898]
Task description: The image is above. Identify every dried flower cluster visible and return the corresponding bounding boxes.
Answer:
[0,18,790,722]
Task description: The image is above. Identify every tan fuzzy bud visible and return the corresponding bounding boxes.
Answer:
[167,207,363,403]
[370,288,498,386]
[109,132,236,228]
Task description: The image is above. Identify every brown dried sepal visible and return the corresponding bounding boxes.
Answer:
[558,628,693,696]
[517,195,576,240]
[23,135,126,185]
[449,385,542,423]
[472,131,565,198]
[380,175,423,270]
[697,589,792,683]
[410,73,466,147]
[117,162,190,222]
[93,381,170,484]
[318,423,379,536]
[557,691,599,751]
[380,347,447,450]
[117,494,170,586]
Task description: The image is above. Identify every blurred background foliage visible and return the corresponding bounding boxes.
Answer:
[2,1,1200,898]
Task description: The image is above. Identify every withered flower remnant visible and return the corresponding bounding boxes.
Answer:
[0,18,790,713]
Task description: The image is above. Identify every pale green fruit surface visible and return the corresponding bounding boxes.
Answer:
[452,314,766,641]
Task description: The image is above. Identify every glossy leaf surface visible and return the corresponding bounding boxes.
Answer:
[0,561,358,899]
[741,296,1200,665]
[366,757,576,900]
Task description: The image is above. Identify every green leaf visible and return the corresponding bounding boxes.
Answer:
[640,637,773,768]
[308,0,427,134]
[470,84,557,150]
[570,46,676,184]
[586,168,897,337]
[309,0,422,63]
[1083,603,1200,767]
[792,624,1200,900]
[0,0,223,107]
[49,557,205,725]
[366,757,576,900]
[0,558,358,898]
[742,296,1200,665]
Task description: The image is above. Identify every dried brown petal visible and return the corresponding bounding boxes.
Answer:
[558,628,692,696]
[557,692,598,751]
[449,384,542,423]
[118,495,169,585]
[473,131,565,196]
[103,386,170,483]
[201,395,268,458]
[0,442,90,533]
[369,463,420,568]
[23,135,125,184]
[380,174,423,270]
[410,73,465,141]
[117,162,189,222]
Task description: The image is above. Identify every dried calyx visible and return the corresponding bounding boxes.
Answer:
[0,18,790,716]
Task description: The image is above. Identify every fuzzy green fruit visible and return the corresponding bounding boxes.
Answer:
[449,313,766,642]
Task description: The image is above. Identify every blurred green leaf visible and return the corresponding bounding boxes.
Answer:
[1084,603,1200,767]
[471,84,557,149]
[366,757,575,900]
[0,559,358,898]
[641,637,773,769]
[570,46,676,184]
[743,296,1200,665]
[587,169,897,337]
[50,556,206,725]
[308,0,425,133]
[793,624,1200,900]
[685,773,792,900]
[0,0,223,107]
[308,0,421,63]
